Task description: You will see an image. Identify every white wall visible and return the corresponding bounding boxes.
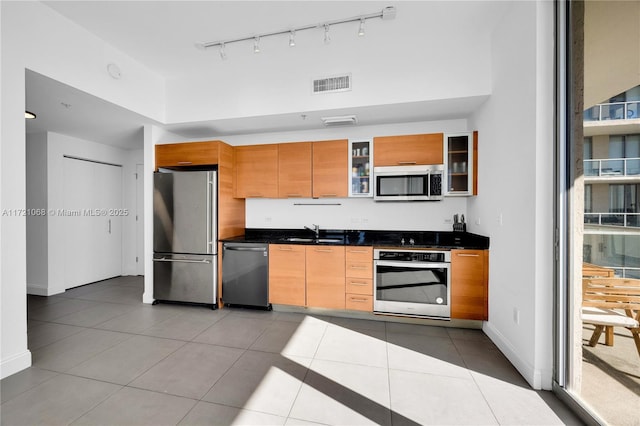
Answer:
[468,1,555,390]
[1,1,164,379]
[25,132,142,296]
[166,7,492,123]
[26,133,49,290]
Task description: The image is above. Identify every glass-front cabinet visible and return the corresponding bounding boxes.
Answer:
[349,138,373,197]
[444,132,476,196]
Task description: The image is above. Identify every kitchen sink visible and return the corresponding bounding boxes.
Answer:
[283,237,315,242]
[281,237,344,244]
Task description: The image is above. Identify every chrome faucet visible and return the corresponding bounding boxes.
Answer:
[304,224,320,239]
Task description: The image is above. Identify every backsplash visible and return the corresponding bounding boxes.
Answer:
[245,197,468,231]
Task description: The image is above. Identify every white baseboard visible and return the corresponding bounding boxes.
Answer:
[1,350,32,379]
[483,321,551,390]
[26,283,55,296]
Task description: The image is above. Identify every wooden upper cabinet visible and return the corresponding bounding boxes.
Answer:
[373,133,444,166]
[278,142,312,198]
[155,141,220,169]
[312,139,348,198]
[450,249,488,321]
[235,144,278,198]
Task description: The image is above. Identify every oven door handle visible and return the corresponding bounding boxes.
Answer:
[374,260,450,269]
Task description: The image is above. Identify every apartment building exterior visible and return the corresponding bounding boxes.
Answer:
[583,86,640,279]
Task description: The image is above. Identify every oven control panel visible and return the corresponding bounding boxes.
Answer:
[374,250,450,263]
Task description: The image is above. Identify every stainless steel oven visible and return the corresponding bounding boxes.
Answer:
[374,249,451,318]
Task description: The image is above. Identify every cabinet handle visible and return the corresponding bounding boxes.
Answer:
[248,194,264,198]
[286,194,302,198]
[278,247,293,251]
[348,297,368,302]
[349,265,368,270]
[319,194,337,197]
[315,248,333,253]
[456,253,480,257]
[397,161,417,165]
[349,281,369,286]
[177,161,193,165]
[348,249,369,254]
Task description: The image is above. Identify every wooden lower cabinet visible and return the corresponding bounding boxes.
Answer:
[268,244,306,306]
[306,245,345,309]
[345,247,373,312]
[450,249,489,320]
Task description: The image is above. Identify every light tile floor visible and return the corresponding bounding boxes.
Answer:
[1,276,582,425]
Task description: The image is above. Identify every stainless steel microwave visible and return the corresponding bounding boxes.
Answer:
[373,165,443,201]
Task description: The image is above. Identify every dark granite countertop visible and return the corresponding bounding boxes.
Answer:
[221,228,489,250]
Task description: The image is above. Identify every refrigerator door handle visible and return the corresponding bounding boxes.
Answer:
[206,175,212,251]
[153,257,212,264]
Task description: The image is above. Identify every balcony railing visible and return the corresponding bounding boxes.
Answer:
[584,101,640,121]
[605,267,640,279]
[584,157,640,177]
[584,212,640,228]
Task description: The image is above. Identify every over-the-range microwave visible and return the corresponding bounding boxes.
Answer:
[373,164,443,201]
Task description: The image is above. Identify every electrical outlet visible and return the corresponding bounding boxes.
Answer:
[265,217,272,223]
[497,211,503,226]
[444,218,453,224]
[361,217,368,224]
[475,217,481,225]
[513,308,520,325]
[351,217,361,224]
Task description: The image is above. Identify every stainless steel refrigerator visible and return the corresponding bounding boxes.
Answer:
[153,170,217,308]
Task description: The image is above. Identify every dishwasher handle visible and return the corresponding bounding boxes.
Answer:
[224,246,267,252]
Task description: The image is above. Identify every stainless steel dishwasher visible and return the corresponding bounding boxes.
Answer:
[221,242,270,309]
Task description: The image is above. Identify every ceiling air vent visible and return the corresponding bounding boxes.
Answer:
[313,74,352,94]
[321,115,357,127]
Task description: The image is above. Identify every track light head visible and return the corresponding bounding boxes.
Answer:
[358,18,365,36]
[289,30,296,47]
[324,24,331,44]
[219,42,227,59]
[253,36,260,53]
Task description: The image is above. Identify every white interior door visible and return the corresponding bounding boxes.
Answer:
[95,162,122,279]
[63,157,93,288]
[62,157,122,288]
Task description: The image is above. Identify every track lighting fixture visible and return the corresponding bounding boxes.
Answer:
[195,6,396,59]
[25,111,36,119]
[323,24,331,44]
[219,42,227,59]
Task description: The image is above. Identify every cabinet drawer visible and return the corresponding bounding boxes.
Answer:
[345,246,373,263]
[345,294,373,311]
[346,261,372,279]
[346,278,372,295]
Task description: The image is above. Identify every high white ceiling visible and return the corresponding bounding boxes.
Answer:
[25,1,509,148]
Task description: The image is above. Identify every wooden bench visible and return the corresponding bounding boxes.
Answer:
[582,277,640,356]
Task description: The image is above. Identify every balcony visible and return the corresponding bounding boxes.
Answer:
[584,212,640,228]
[584,101,640,121]
[584,157,640,179]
